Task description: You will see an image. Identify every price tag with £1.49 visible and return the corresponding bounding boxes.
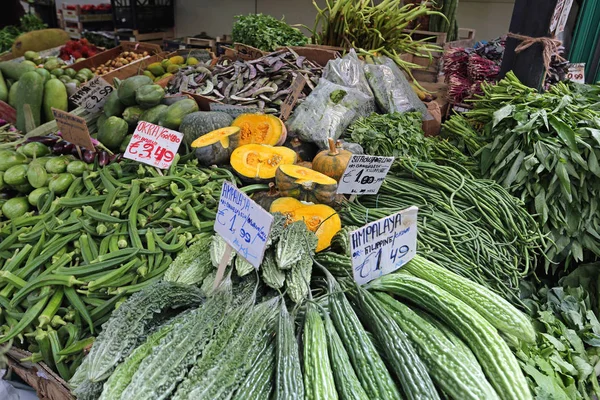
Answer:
[123,121,183,169]
[69,76,113,114]
[337,154,394,195]
[350,206,418,285]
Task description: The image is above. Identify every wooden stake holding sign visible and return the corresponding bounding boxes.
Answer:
[213,181,274,289]
[280,74,307,121]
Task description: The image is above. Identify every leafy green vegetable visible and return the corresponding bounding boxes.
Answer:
[232,14,308,52]
[0,14,47,54]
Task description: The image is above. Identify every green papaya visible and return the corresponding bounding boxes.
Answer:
[122,106,145,126]
[135,84,165,108]
[139,104,168,124]
[117,76,152,106]
[98,116,128,151]
[15,71,44,132]
[43,79,68,122]
[103,90,125,118]
[0,61,36,81]
[159,99,199,130]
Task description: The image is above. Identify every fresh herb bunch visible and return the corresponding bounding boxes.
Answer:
[0,14,47,53]
[444,71,600,268]
[232,14,308,52]
[348,112,477,170]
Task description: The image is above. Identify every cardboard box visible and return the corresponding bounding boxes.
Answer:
[68,42,162,74]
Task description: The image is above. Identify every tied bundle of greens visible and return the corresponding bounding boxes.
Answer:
[347,112,478,171]
[232,14,308,52]
[443,72,600,268]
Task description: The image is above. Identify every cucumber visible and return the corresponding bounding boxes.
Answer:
[403,255,536,343]
[2,197,30,219]
[43,79,68,122]
[48,173,74,194]
[15,71,44,132]
[4,164,28,186]
[368,273,532,400]
[21,142,50,158]
[0,70,8,102]
[27,163,48,189]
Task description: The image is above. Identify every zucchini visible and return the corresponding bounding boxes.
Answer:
[274,301,304,400]
[327,277,401,399]
[303,302,338,400]
[323,307,369,400]
[403,255,536,343]
[354,288,439,400]
[368,272,532,400]
[375,292,500,400]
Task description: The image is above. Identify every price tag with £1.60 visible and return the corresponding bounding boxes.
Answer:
[350,206,418,285]
[337,154,394,195]
[123,121,183,169]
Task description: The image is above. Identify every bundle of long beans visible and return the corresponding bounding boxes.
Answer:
[340,158,545,308]
[311,0,443,78]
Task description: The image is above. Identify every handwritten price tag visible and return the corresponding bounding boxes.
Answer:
[350,206,418,285]
[52,108,94,150]
[567,63,585,83]
[214,181,273,268]
[337,154,394,195]
[69,77,113,114]
[123,121,183,169]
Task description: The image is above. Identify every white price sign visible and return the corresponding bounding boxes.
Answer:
[567,63,585,83]
[337,155,394,195]
[214,181,274,268]
[69,77,113,113]
[350,206,418,285]
[123,121,183,169]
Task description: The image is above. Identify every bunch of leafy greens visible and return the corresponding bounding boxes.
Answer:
[232,14,308,52]
[514,266,600,399]
[443,71,600,268]
[347,112,477,171]
[0,14,47,53]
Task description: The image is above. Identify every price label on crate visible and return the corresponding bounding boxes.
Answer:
[350,206,418,285]
[123,121,183,169]
[69,77,113,114]
[214,181,273,268]
[567,63,585,83]
[337,154,394,195]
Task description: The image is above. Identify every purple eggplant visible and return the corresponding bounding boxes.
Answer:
[82,149,96,164]
[98,151,109,167]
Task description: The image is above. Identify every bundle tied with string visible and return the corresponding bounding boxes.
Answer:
[507,32,566,74]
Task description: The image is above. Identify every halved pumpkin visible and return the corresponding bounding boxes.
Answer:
[276,164,338,205]
[231,144,297,182]
[231,114,287,146]
[191,126,240,165]
[269,197,342,252]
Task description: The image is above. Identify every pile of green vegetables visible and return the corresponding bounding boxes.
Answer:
[429,0,460,41]
[0,14,47,54]
[232,14,308,52]
[0,148,235,380]
[443,72,600,268]
[311,0,442,77]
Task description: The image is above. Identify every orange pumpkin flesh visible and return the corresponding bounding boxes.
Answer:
[312,138,352,182]
[191,126,240,165]
[269,197,342,252]
[231,144,297,181]
[276,164,338,205]
[231,114,287,146]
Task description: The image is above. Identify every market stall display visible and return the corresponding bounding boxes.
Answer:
[1,6,600,400]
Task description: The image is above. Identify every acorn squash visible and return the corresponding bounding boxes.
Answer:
[231,114,287,146]
[252,182,282,210]
[283,137,319,162]
[230,144,297,182]
[275,164,338,205]
[191,126,240,165]
[312,138,352,182]
[269,197,342,252]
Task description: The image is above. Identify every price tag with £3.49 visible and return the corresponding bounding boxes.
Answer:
[123,121,183,169]
[337,154,395,195]
[350,206,418,285]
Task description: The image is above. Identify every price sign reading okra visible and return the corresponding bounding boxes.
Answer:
[337,154,395,195]
[350,206,418,285]
[214,181,274,268]
[123,121,183,169]
[69,76,113,113]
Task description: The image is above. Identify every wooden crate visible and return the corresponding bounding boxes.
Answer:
[124,29,175,46]
[68,41,162,74]
[102,51,169,84]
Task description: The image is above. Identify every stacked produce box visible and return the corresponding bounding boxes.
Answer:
[0,3,599,400]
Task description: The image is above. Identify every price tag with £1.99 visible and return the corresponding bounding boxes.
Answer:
[350,206,418,285]
[123,121,183,169]
[337,154,394,195]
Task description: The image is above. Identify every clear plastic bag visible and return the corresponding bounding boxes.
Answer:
[365,56,428,116]
[323,49,374,98]
[286,78,375,149]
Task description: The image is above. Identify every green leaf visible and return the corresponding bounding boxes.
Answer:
[548,115,579,152]
[555,161,573,202]
[535,190,548,225]
[492,105,515,128]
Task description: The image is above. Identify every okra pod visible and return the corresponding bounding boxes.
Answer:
[57,337,94,357]
[0,288,50,344]
[128,193,145,249]
[56,194,107,207]
[83,206,126,224]
[11,275,83,307]
[38,289,64,328]
[48,328,71,380]
[0,271,27,289]
[87,259,141,291]
[2,245,33,273]
[35,329,55,369]
[64,287,94,334]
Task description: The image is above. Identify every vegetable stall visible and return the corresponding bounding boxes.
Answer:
[0,2,599,400]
